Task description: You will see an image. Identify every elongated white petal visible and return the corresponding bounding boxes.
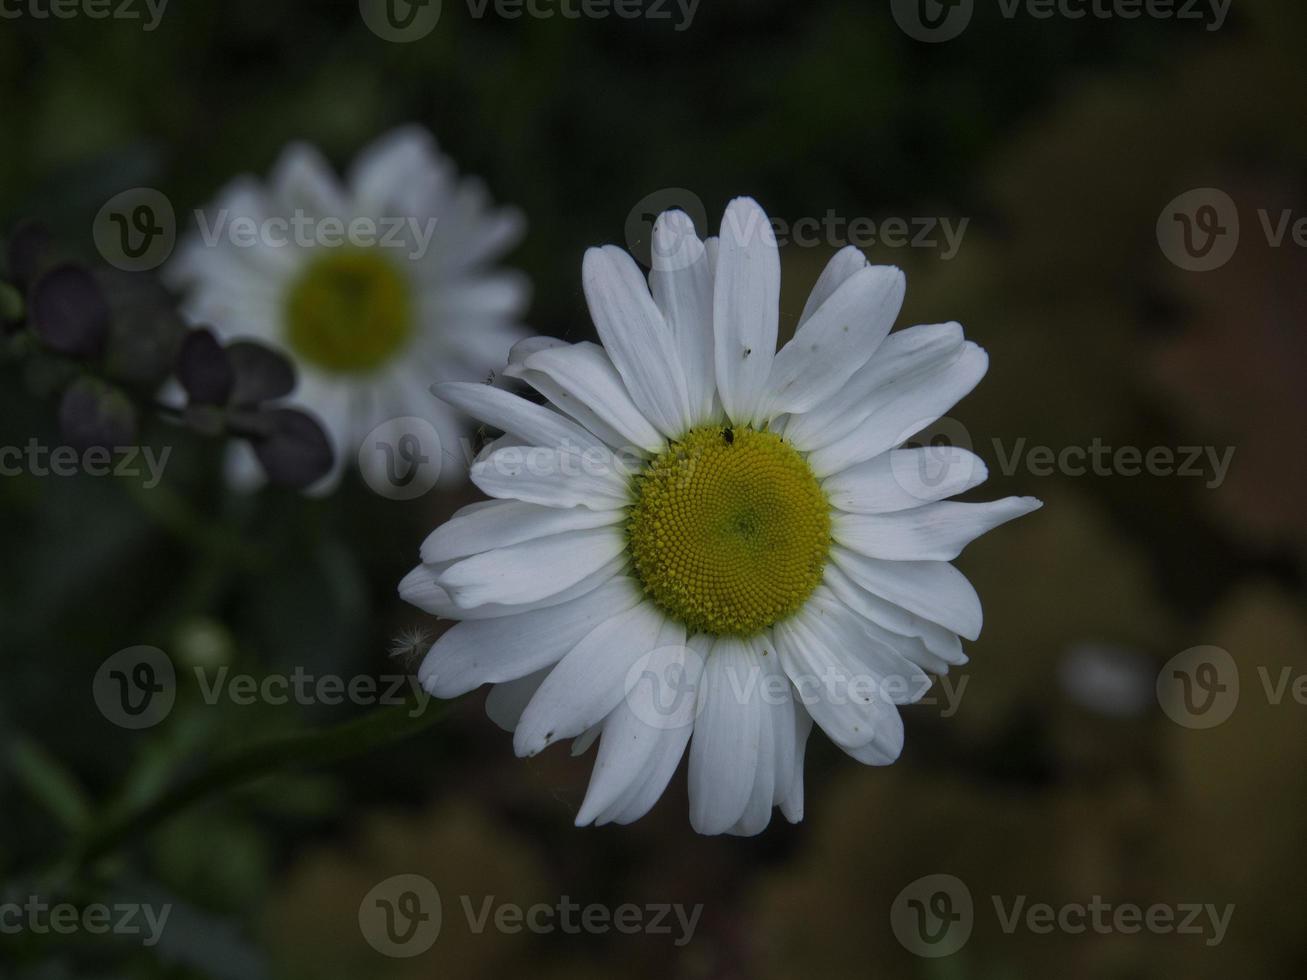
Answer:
[688,636,763,835]
[504,346,634,453]
[575,621,698,827]
[831,546,983,640]
[439,527,626,609]
[808,343,989,477]
[421,499,622,563]
[583,246,693,438]
[600,633,713,825]
[514,601,666,756]
[833,497,1043,562]
[798,245,870,325]
[825,447,988,514]
[765,265,905,417]
[515,342,665,453]
[730,637,794,836]
[348,125,445,217]
[398,560,453,614]
[649,210,716,423]
[432,381,607,455]
[779,706,814,822]
[785,322,964,451]
[418,576,643,698]
[841,711,904,766]
[270,142,347,217]
[402,553,624,621]
[571,725,602,756]
[823,563,967,668]
[485,669,549,732]
[470,445,631,510]
[774,597,902,749]
[714,198,779,425]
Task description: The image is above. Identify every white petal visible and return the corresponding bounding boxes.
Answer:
[439,526,627,609]
[823,563,967,668]
[765,265,905,417]
[713,197,779,425]
[571,725,602,756]
[514,342,664,453]
[833,497,1043,562]
[470,444,631,510]
[688,636,764,835]
[807,342,989,478]
[507,335,568,366]
[413,555,625,621]
[514,601,666,756]
[583,246,693,438]
[348,125,446,217]
[841,710,904,766]
[798,245,870,325]
[432,381,608,455]
[649,210,716,423]
[779,707,814,823]
[485,669,549,732]
[785,322,964,452]
[825,447,989,514]
[418,576,643,697]
[270,142,347,217]
[730,637,795,836]
[398,561,454,614]
[600,633,713,825]
[774,599,901,750]
[421,499,622,563]
[830,546,983,640]
[575,621,698,826]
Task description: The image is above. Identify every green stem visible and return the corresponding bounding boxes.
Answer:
[65,697,446,873]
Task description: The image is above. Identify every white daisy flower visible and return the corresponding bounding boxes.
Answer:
[167,126,529,491]
[401,197,1041,835]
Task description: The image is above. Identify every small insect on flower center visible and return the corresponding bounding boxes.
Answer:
[284,250,413,373]
[627,425,832,636]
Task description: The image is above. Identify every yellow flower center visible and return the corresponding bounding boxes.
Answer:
[627,425,832,636]
[284,251,412,373]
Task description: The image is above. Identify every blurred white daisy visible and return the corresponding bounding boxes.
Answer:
[401,197,1041,835]
[167,126,529,491]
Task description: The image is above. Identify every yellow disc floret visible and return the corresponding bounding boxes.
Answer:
[284,250,413,373]
[627,425,832,636]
